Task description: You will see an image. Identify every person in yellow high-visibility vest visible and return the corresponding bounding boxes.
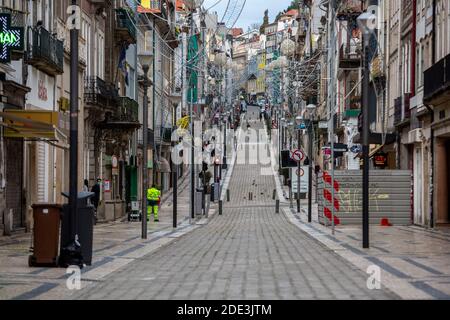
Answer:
[147,185,161,222]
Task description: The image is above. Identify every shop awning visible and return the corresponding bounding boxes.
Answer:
[354,144,385,160]
[369,144,385,158]
[0,110,69,149]
[0,110,59,140]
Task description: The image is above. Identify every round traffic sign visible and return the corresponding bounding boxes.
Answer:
[291,149,304,162]
[296,168,305,177]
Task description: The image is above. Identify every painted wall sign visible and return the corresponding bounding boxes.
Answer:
[0,13,24,63]
[38,79,48,101]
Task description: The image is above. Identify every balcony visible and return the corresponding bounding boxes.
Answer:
[138,1,172,35]
[336,0,363,18]
[394,94,411,127]
[166,80,182,104]
[339,42,361,69]
[115,8,137,45]
[97,97,140,131]
[27,27,64,76]
[371,55,385,81]
[84,76,119,108]
[138,0,163,14]
[155,126,174,145]
[424,53,450,106]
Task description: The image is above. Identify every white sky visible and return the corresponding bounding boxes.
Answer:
[202,0,293,30]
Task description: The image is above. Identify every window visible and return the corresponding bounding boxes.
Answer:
[95,31,105,79]
[81,16,92,76]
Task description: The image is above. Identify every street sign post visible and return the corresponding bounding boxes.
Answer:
[291,166,309,193]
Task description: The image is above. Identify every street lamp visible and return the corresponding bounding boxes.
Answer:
[222,113,228,170]
[305,104,317,223]
[214,157,220,183]
[138,51,154,240]
[295,116,303,214]
[357,10,376,249]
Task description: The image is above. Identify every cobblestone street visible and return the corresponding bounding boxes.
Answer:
[2,108,448,300]
[70,111,396,300]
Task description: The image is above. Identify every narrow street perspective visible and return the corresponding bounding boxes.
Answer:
[68,107,395,300]
[1,0,450,306]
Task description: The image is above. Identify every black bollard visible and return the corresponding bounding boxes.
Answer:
[276,199,280,214]
[227,189,230,202]
[219,200,223,215]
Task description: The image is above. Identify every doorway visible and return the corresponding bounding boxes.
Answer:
[413,146,423,225]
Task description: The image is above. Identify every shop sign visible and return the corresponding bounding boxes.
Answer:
[0,13,24,63]
[373,152,388,168]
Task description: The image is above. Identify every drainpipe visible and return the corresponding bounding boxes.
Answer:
[429,0,436,228]
[411,0,416,97]
[424,0,437,228]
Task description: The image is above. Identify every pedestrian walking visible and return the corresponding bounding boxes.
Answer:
[147,184,161,222]
[82,179,89,192]
[91,178,101,222]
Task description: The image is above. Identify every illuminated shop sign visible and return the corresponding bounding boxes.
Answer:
[0,13,24,63]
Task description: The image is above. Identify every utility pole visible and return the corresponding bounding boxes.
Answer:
[60,0,81,267]
[152,20,157,186]
[297,129,301,214]
[172,127,177,228]
[308,121,313,223]
[307,1,314,223]
[189,9,195,222]
[141,65,149,239]
[362,26,370,249]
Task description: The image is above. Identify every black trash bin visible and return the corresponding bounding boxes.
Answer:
[60,192,95,266]
[196,188,206,211]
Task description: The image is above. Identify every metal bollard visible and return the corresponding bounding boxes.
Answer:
[275,200,280,214]
[219,200,223,215]
[227,189,230,202]
[273,189,276,200]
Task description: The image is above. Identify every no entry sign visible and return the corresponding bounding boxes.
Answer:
[291,149,304,162]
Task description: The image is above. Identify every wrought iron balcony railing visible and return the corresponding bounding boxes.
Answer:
[424,53,450,105]
[27,27,64,76]
[394,95,411,126]
[336,0,363,17]
[84,76,119,107]
[115,8,137,44]
[339,41,361,69]
[0,7,26,27]
[116,96,139,123]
